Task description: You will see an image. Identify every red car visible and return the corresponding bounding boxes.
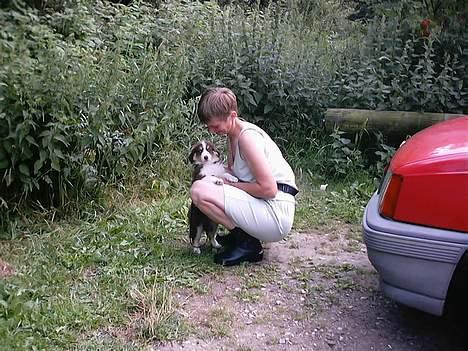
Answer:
[363,116,468,315]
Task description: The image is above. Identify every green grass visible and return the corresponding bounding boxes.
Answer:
[202,307,234,338]
[0,171,374,350]
[0,194,221,350]
[294,171,376,230]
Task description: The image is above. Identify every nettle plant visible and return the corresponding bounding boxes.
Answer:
[329,7,467,113]
[174,1,334,141]
[0,1,192,210]
[327,128,364,178]
[372,131,396,175]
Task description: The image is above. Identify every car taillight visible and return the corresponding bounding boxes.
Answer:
[378,171,403,219]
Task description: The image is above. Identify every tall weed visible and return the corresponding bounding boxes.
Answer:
[329,2,467,113]
[160,0,358,141]
[0,1,193,213]
[2,0,465,217]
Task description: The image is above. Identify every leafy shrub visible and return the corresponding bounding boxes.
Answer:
[159,0,357,141]
[0,1,192,211]
[329,1,467,113]
[285,126,367,181]
[326,128,365,177]
[372,131,396,175]
[2,0,465,219]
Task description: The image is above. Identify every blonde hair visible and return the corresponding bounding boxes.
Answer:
[197,87,238,123]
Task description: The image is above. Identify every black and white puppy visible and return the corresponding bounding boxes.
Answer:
[188,140,238,254]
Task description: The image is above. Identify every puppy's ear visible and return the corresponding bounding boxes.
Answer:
[189,141,204,164]
[206,141,220,156]
[212,143,221,160]
[188,145,197,164]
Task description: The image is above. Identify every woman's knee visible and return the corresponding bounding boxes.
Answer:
[190,181,204,205]
[190,180,224,208]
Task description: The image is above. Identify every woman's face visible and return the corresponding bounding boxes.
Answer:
[206,113,235,135]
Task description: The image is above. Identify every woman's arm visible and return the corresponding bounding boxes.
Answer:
[227,136,234,171]
[227,131,277,199]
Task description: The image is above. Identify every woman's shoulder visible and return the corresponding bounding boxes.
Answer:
[239,127,264,145]
[238,125,267,154]
[239,121,266,137]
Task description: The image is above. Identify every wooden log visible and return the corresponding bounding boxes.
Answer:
[325,109,466,136]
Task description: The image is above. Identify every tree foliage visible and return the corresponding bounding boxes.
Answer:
[0,0,466,215]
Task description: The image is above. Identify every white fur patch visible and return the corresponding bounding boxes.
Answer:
[200,162,226,178]
[191,140,239,185]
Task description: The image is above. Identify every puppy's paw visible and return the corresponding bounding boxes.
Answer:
[192,247,201,255]
[223,173,238,183]
[205,175,223,185]
[211,239,222,249]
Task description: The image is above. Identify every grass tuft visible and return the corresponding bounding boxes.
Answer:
[129,277,187,342]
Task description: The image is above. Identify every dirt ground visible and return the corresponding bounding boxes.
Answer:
[153,224,468,351]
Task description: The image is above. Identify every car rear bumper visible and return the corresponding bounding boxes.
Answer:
[362,193,468,316]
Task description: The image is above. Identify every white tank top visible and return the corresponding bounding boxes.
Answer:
[232,122,297,190]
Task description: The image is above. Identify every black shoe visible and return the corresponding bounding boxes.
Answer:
[214,228,263,266]
[216,234,237,248]
[216,226,242,248]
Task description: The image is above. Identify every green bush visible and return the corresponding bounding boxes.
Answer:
[167,0,357,140]
[329,1,467,113]
[0,1,192,211]
[1,0,465,218]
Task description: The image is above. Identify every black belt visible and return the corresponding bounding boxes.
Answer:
[277,183,298,196]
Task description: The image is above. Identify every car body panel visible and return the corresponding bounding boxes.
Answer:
[363,193,468,315]
[363,116,468,315]
[392,117,468,172]
[388,116,468,232]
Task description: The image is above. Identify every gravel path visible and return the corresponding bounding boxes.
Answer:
[153,226,468,351]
